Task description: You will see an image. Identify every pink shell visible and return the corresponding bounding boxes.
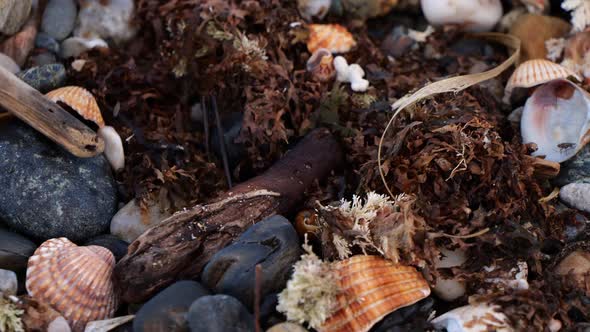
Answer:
[26,238,118,332]
[45,86,105,128]
[505,59,581,99]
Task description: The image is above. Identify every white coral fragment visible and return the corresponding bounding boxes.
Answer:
[333,56,370,92]
[562,0,590,32]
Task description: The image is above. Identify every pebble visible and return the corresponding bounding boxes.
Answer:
[381,26,415,58]
[85,234,129,262]
[110,199,172,243]
[560,183,590,213]
[187,295,255,332]
[17,63,66,92]
[433,248,467,301]
[0,0,32,35]
[133,280,209,332]
[60,36,108,58]
[75,0,137,44]
[371,298,434,332]
[267,323,308,332]
[0,227,36,272]
[0,269,17,296]
[554,145,590,187]
[0,121,118,242]
[41,0,77,40]
[509,14,570,62]
[202,215,301,309]
[30,52,57,67]
[35,32,60,54]
[0,14,37,66]
[0,52,20,73]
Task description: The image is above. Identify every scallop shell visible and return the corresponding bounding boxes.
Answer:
[505,59,581,101]
[26,238,118,332]
[521,79,590,162]
[431,302,513,332]
[307,24,356,54]
[45,86,105,128]
[320,255,430,332]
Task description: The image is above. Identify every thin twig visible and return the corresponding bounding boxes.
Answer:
[254,264,262,332]
[212,96,233,188]
[201,96,210,160]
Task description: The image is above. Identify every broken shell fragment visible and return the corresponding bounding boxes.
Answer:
[307,24,356,54]
[555,250,590,295]
[431,303,513,332]
[25,238,118,332]
[45,86,105,128]
[520,79,590,162]
[98,126,125,172]
[306,48,335,82]
[505,59,581,101]
[297,0,331,21]
[420,0,503,32]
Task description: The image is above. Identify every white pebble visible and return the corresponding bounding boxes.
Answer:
[98,125,125,172]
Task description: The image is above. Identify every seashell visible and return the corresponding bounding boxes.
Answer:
[45,86,105,128]
[433,248,467,302]
[420,0,503,32]
[431,303,513,332]
[320,255,430,332]
[562,30,590,79]
[294,209,321,238]
[306,48,335,82]
[26,238,119,332]
[307,24,356,54]
[505,59,581,101]
[98,126,125,171]
[297,0,331,21]
[555,250,590,295]
[520,79,590,162]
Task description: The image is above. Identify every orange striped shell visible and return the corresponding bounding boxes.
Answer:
[320,255,430,332]
[26,238,118,332]
[307,24,356,54]
[45,86,105,128]
[505,59,582,100]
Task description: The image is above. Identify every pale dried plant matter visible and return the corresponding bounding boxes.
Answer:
[0,297,24,332]
[545,38,567,61]
[562,0,590,32]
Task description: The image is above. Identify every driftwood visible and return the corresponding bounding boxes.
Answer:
[115,128,343,303]
[0,66,103,157]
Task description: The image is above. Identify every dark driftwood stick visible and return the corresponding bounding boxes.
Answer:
[0,66,103,157]
[115,128,343,303]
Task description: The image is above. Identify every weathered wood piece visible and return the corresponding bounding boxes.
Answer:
[115,128,343,303]
[0,66,103,157]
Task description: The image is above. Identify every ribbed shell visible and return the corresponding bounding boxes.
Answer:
[320,255,430,332]
[26,238,118,332]
[505,59,581,99]
[307,24,356,54]
[45,86,105,128]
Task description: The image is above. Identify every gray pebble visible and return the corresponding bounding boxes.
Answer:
[0,0,31,35]
[0,52,20,73]
[187,295,254,332]
[0,269,17,296]
[560,183,590,213]
[41,0,77,40]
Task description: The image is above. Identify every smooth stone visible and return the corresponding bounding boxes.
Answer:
[0,121,117,242]
[75,0,137,43]
[202,215,301,309]
[17,63,66,93]
[0,52,19,73]
[0,14,37,67]
[371,298,434,332]
[509,14,570,62]
[47,317,71,332]
[560,183,590,213]
[41,0,76,40]
[85,234,129,261]
[59,36,108,58]
[35,32,60,54]
[133,280,209,332]
[0,227,36,271]
[554,145,590,187]
[0,0,32,35]
[0,269,17,296]
[110,199,171,243]
[30,52,57,67]
[267,323,308,332]
[187,295,254,332]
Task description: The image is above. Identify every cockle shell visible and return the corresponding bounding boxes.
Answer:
[26,238,118,332]
[520,79,590,162]
[307,48,335,82]
[431,303,513,332]
[307,24,356,54]
[45,86,105,128]
[320,255,430,332]
[420,0,503,32]
[505,59,581,101]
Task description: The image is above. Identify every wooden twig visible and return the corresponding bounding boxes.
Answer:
[0,66,103,157]
[115,128,343,303]
[525,155,560,178]
[254,264,262,332]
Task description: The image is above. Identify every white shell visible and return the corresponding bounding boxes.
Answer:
[420,0,503,32]
[505,59,581,101]
[433,248,467,301]
[521,79,590,162]
[98,126,125,171]
[431,303,513,332]
[297,0,331,21]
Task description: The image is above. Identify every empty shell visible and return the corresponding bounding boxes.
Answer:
[307,24,356,54]
[521,79,590,162]
[431,302,513,332]
[505,59,581,101]
[307,48,335,82]
[46,86,105,128]
[26,238,118,332]
[320,255,430,332]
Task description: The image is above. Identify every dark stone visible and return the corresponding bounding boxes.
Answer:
[370,298,435,332]
[17,63,66,93]
[85,234,129,261]
[554,145,590,187]
[381,26,415,58]
[449,39,495,58]
[187,295,254,332]
[35,32,60,54]
[211,112,245,169]
[0,121,117,242]
[133,280,210,332]
[201,215,301,309]
[0,227,36,272]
